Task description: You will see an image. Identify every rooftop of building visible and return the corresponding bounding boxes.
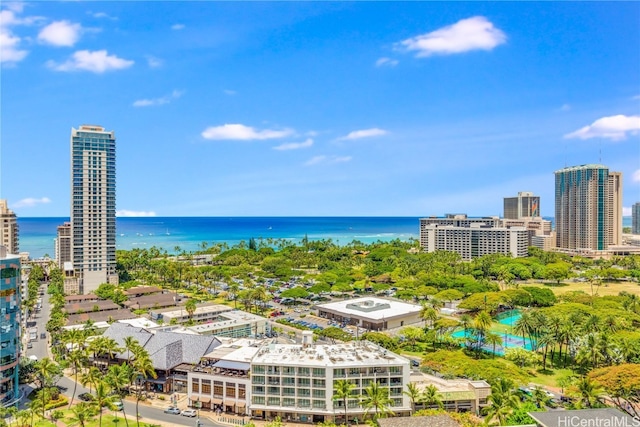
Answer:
[152,303,234,318]
[528,409,636,427]
[102,322,221,371]
[409,372,489,399]
[377,414,461,427]
[64,300,121,314]
[251,340,409,367]
[187,310,266,333]
[317,297,421,320]
[123,286,163,296]
[554,164,608,173]
[66,308,136,325]
[123,293,176,309]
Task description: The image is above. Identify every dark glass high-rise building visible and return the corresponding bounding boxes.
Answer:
[70,125,117,294]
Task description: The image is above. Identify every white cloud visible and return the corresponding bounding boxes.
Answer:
[223,89,236,95]
[273,138,313,151]
[398,16,506,57]
[0,29,27,63]
[171,24,185,30]
[13,197,51,208]
[0,8,42,64]
[559,104,571,112]
[145,55,162,68]
[90,12,116,20]
[201,124,294,141]
[304,155,352,166]
[47,49,134,73]
[375,57,398,67]
[133,90,184,107]
[564,115,640,141]
[623,207,632,216]
[38,20,82,46]
[116,210,157,217]
[633,169,640,183]
[339,128,388,140]
[633,95,640,100]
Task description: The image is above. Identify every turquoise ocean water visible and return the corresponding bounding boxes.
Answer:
[17,216,633,259]
[17,217,420,258]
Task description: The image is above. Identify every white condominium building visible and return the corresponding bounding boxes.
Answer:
[248,334,411,423]
[70,125,118,294]
[420,215,528,260]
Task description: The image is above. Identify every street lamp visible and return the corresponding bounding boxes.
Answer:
[194,399,202,427]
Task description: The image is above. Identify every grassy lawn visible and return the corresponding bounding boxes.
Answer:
[530,367,574,390]
[31,412,161,427]
[521,280,640,296]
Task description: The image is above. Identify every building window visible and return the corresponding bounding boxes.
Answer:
[191,379,199,393]
[213,381,223,396]
[226,383,235,397]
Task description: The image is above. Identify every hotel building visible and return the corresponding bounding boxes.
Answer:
[503,192,540,219]
[54,222,72,269]
[0,201,18,255]
[420,215,529,260]
[555,164,622,251]
[70,125,118,294]
[249,334,411,423]
[0,246,21,406]
[633,202,640,235]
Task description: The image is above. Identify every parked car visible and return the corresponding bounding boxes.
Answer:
[164,407,180,415]
[78,393,94,401]
[181,409,197,417]
[40,333,46,339]
[112,401,124,411]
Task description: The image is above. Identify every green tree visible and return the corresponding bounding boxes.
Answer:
[421,384,443,409]
[68,402,96,427]
[403,382,422,415]
[361,382,394,420]
[333,379,355,425]
[185,299,197,320]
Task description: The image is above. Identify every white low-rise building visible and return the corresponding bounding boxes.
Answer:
[188,310,268,338]
[316,297,422,331]
[248,332,411,423]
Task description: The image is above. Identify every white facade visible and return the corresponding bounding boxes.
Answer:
[249,338,411,423]
[420,222,529,260]
[317,297,422,331]
[70,125,118,294]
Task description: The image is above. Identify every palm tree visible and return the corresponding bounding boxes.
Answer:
[514,311,534,349]
[185,299,197,320]
[68,402,96,427]
[333,379,355,425]
[485,332,503,358]
[132,352,157,427]
[403,383,422,415]
[93,380,116,427]
[123,336,140,364]
[473,311,493,355]
[459,314,472,335]
[420,305,438,329]
[484,378,520,425]
[106,364,133,427]
[574,377,604,408]
[421,384,443,409]
[361,382,394,420]
[68,348,89,407]
[81,366,102,394]
[34,357,60,418]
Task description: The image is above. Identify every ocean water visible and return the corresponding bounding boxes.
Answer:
[16,216,633,259]
[17,217,420,258]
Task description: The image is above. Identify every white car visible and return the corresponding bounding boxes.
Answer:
[181,409,197,417]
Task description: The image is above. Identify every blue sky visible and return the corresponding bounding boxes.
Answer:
[1,1,639,217]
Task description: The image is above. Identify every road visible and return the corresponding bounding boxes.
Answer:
[22,285,224,427]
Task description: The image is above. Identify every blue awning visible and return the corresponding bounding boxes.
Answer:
[213,360,250,371]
